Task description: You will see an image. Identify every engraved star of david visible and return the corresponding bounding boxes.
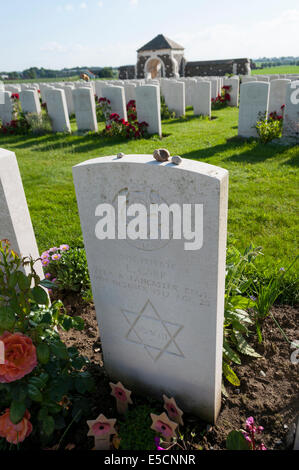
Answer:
[122,299,184,362]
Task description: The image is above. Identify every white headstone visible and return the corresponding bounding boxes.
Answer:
[0,148,44,279]
[268,79,291,115]
[101,86,127,121]
[0,91,13,125]
[282,81,299,140]
[135,85,162,137]
[242,76,257,83]
[124,83,137,104]
[223,77,240,107]
[164,81,185,117]
[20,89,41,115]
[63,85,75,116]
[46,88,71,133]
[73,87,98,132]
[238,82,270,138]
[192,81,211,117]
[73,154,228,423]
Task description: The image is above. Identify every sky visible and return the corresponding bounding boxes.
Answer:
[0,0,298,71]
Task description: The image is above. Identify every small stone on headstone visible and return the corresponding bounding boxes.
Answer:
[153,148,170,162]
[171,155,182,165]
[117,153,125,159]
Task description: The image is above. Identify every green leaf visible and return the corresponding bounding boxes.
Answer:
[72,316,84,331]
[40,279,56,289]
[16,271,31,291]
[10,401,26,424]
[234,331,261,358]
[50,341,69,360]
[38,407,48,422]
[0,305,15,331]
[28,384,43,402]
[10,383,27,402]
[37,343,50,364]
[223,340,241,364]
[75,373,94,393]
[256,322,263,344]
[31,286,49,305]
[226,430,250,450]
[42,416,55,436]
[8,272,19,288]
[223,362,240,386]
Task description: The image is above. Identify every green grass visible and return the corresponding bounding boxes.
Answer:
[0,107,298,276]
[5,76,81,84]
[252,65,299,75]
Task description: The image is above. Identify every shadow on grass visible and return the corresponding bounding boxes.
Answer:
[181,136,296,164]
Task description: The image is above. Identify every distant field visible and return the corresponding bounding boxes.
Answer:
[252,65,299,75]
[4,76,80,84]
[4,76,116,84]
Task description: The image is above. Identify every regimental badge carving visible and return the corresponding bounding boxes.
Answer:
[122,299,184,361]
[113,186,173,252]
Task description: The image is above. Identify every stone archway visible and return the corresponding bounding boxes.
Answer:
[145,57,164,79]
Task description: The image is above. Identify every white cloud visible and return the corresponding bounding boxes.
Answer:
[97,1,103,6]
[176,9,299,61]
[40,42,68,53]
[79,2,87,8]
[64,3,74,11]
[129,0,139,6]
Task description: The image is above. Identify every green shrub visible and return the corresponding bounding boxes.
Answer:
[160,96,176,119]
[0,239,94,448]
[26,112,52,135]
[255,111,283,143]
[41,245,91,295]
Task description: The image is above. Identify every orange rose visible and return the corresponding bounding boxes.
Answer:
[0,408,32,444]
[0,332,37,383]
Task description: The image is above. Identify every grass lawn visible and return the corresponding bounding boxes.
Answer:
[252,65,299,75]
[0,107,298,277]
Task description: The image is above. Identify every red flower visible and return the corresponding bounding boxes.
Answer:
[11,93,19,100]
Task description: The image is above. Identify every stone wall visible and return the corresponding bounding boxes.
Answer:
[184,58,251,76]
[119,65,136,80]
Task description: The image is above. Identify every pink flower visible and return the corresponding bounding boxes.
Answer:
[154,420,173,438]
[92,421,111,436]
[41,251,49,259]
[165,402,178,417]
[48,247,58,253]
[45,273,51,279]
[114,386,127,402]
[51,253,61,261]
[59,244,69,251]
[42,258,50,266]
[0,409,32,444]
[0,332,37,383]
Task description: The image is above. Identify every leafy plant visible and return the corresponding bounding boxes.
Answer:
[255,110,283,143]
[226,417,267,450]
[211,86,231,109]
[41,245,91,295]
[251,257,298,342]
[118,405,157,450]
[160,95,176,119]
[25,112,52,135]
[222,242,262,386]
[0,239,94,447]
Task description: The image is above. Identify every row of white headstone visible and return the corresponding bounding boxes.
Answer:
[238,80,299,138]
[1,76,239,131]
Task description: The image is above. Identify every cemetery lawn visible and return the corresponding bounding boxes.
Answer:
[252,65,299,75]
[0,106,298,276]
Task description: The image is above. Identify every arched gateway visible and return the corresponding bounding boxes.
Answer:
[136,34,185,79]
